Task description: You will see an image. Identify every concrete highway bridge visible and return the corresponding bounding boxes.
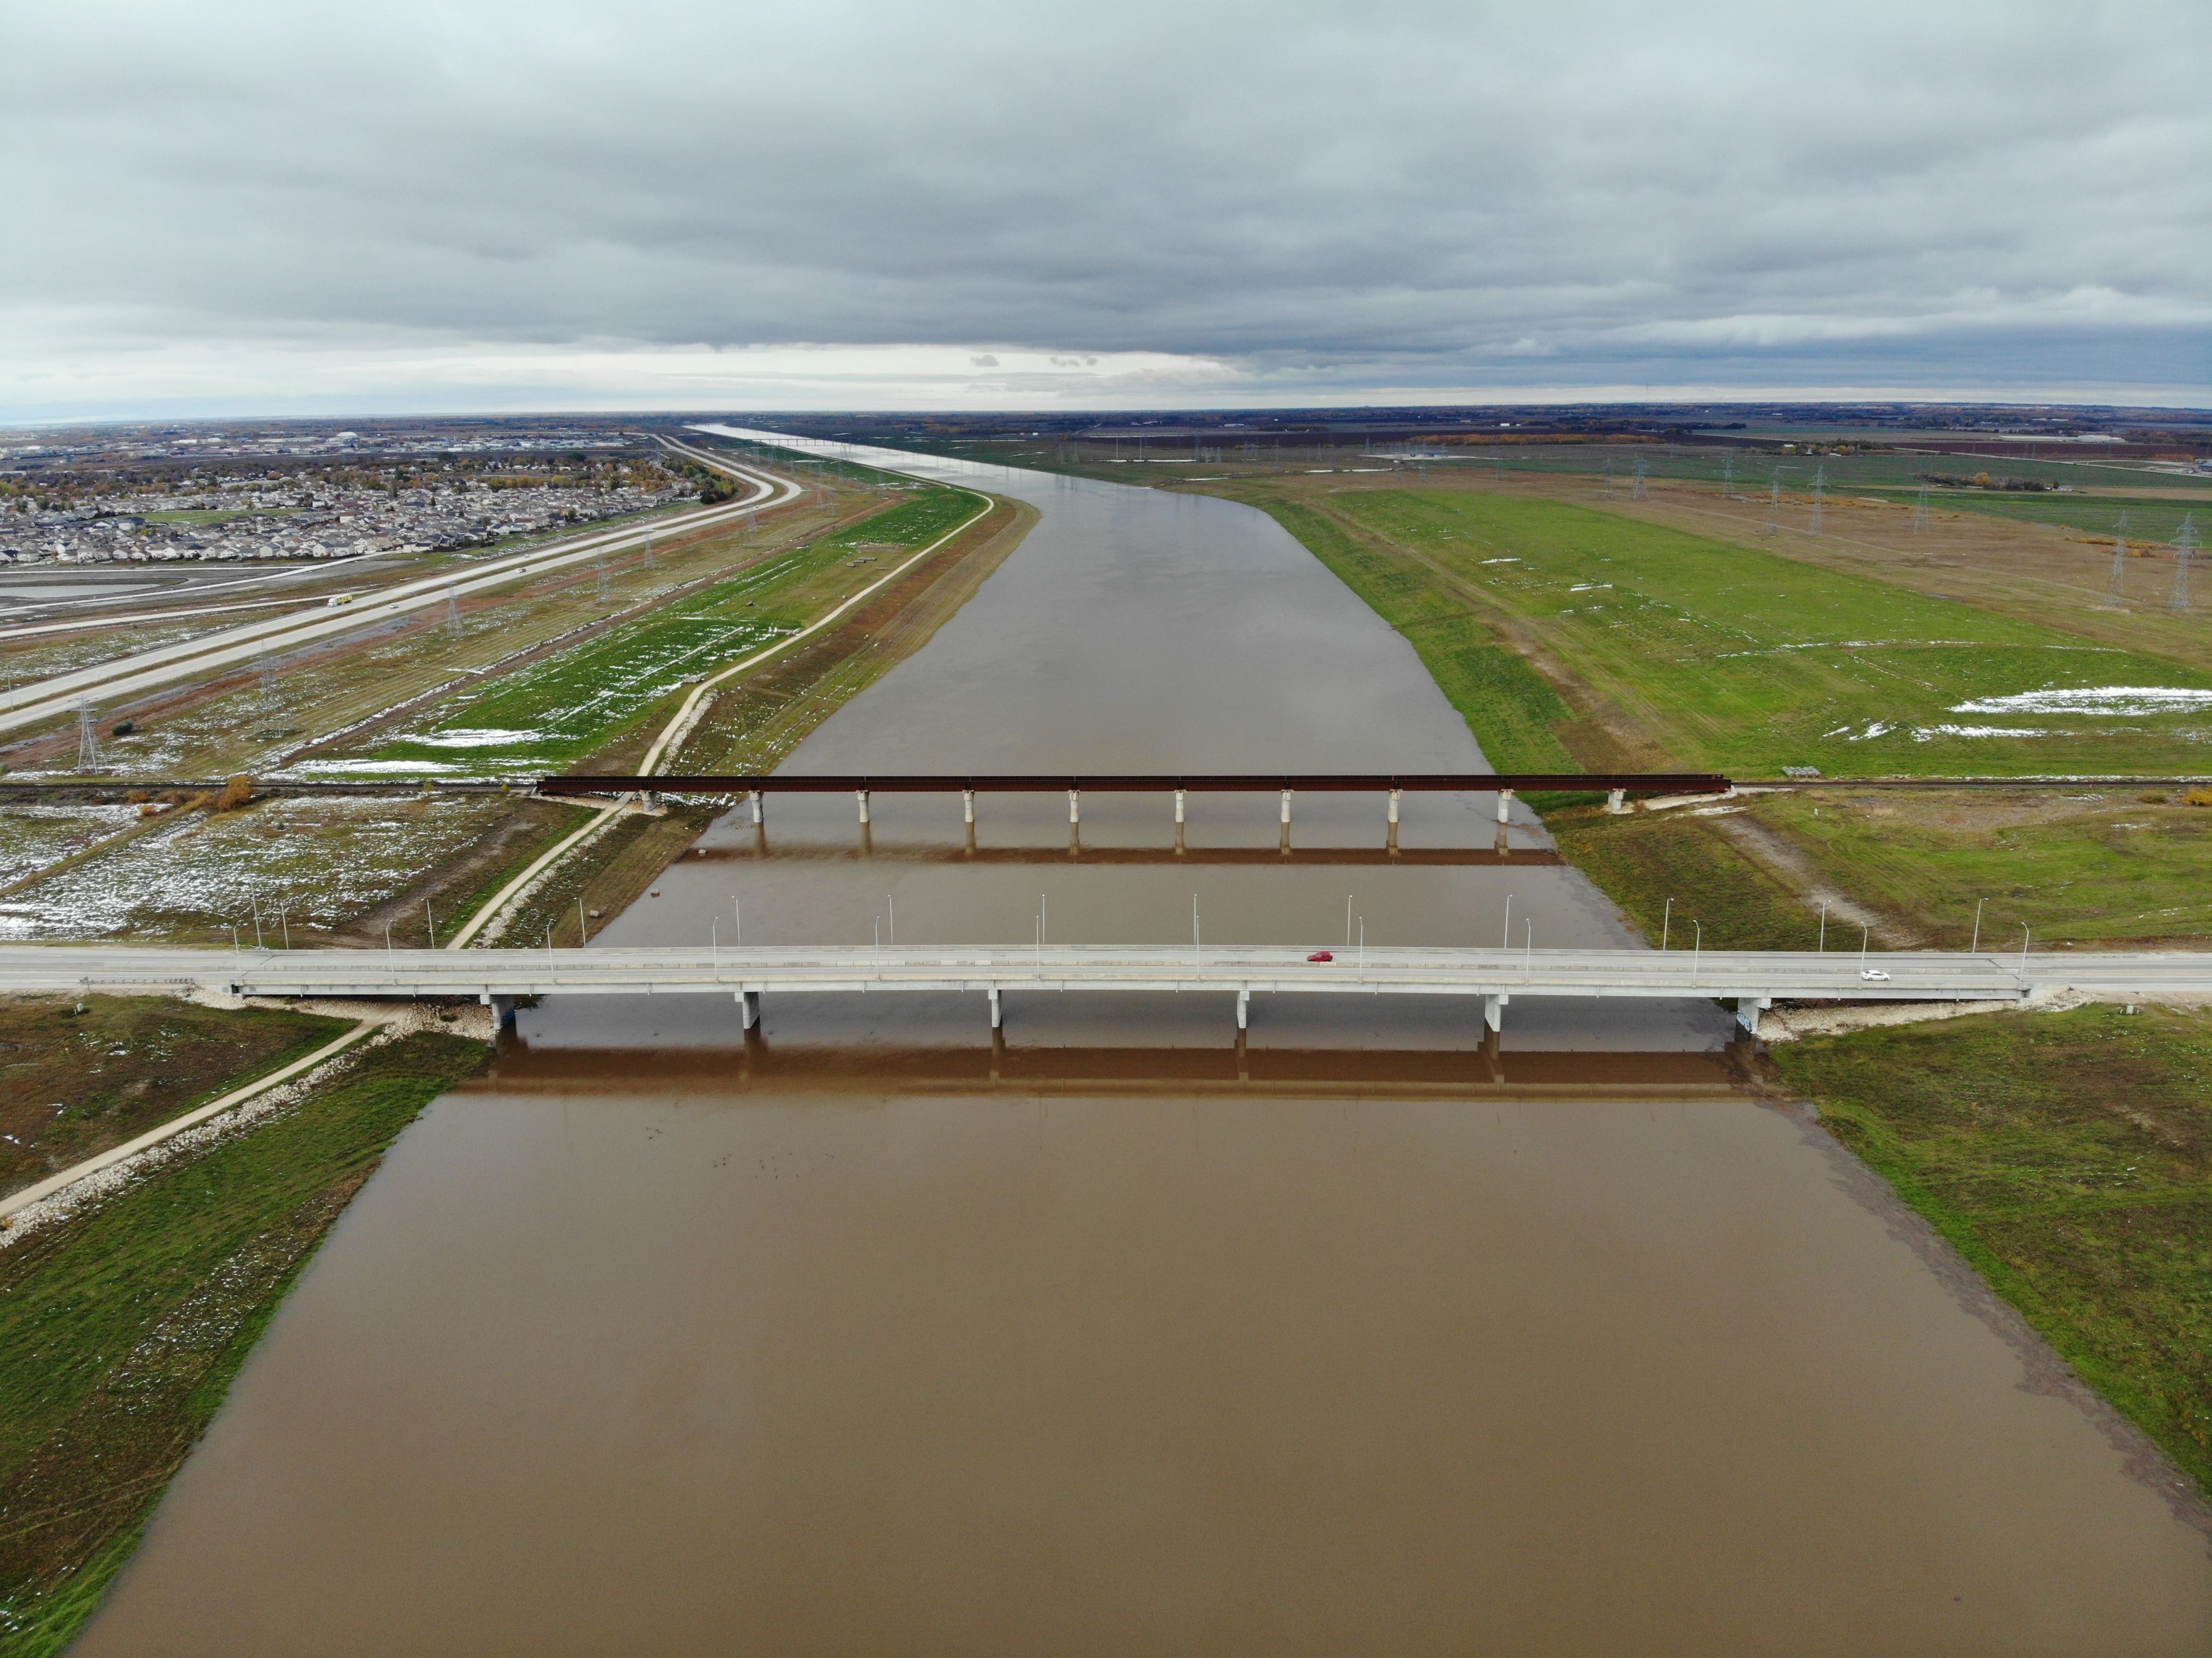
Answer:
[4,944,2205,1037]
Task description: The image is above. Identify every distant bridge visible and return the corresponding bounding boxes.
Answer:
[539,772,1728,824]
[3,944,2204,1038]
[5,772,2209,809]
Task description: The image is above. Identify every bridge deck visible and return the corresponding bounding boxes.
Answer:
[2,944,2204,1008]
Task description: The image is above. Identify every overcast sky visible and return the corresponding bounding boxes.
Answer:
[4,1,2205,420]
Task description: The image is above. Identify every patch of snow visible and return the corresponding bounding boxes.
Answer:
[1950,685,2212,717]
[1911,724,2051,740]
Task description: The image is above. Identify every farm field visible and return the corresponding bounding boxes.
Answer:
[1855,486,2205,545]
[1232,485,2212,778]
[1771,1004,2212,1497]
[1192,476,2212,949]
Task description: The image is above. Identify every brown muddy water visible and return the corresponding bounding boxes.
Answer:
[76,438,2211,1654]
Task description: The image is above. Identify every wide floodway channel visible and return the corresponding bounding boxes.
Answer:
[76,437,2212,1655]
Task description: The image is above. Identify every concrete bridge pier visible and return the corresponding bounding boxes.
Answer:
[1174,787,1186,825]
[855,788,870,825]
[1607,788,1627,815]
[1496,787,1516,824]
[479,992,515,1028]
[962,788,975,825]
[1387,786,1402,826]
[1483,992,1508,1034]
[1279,788,1293,825]
[1236,988,1251,1030]
[1068,789,1081,825]
[738,989,761,1031]
[988,986,1002,1030]
[1736,995,1771,1036]
[749,790,764,826]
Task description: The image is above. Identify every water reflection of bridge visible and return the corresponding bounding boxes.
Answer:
[468,1041,1751,1101]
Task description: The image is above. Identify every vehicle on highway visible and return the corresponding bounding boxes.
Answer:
[1307,950,1334,962]
[1860,968,1891,981]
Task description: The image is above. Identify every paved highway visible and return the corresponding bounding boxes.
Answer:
[5,944,2205,1034]
[0,437,798,738]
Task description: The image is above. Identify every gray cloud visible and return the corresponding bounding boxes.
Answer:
[2,0,2206,416]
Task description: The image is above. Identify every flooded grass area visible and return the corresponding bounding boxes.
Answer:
[1773,1004,2212,1496]
[0,794,519,944]
[0,995,346,1201]
[0,1031,490,1658]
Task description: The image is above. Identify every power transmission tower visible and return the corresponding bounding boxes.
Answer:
[2173,514,2198,612]
[255,649,277,698]
[1721,455,1735,499]
[75,699,101,773]
[443,585,461,639]
[1765,472,1781,534]
[2106,512,2130,599]
[1910,485,1930,533]
[596,557,609,602]
[1810,466,1825,536]
[1631,458,1649,500]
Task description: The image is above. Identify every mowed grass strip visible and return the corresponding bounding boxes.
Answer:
[1773,1006,2212,1497]
[0,1031,491,1657]
[1278,489,2212,777]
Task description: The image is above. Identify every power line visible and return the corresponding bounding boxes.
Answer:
[75,699,101,773]
[2173,513,2198,613]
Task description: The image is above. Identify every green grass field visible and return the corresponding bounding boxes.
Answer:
[1747,789,2212,948]
[1774,1006,2212,1497]
[0,1030,491,1657]
[1857,488,2206,545]
[330,486,978,777]
[1264,488,2212,778]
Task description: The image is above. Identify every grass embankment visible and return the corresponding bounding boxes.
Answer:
[0,1030,491,1657]
[341,485,984,778]
[495,804,721,950]
[469,490,1029,948]
[668,492,1031,774]
[1773,1006,2212,1497]
[1264,488,2212,778]
[0,996,346,1200]
[1230,482,2212,948]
